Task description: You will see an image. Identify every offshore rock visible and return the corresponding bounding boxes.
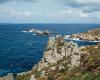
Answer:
[29,28,51,35]
[71,28,100,41]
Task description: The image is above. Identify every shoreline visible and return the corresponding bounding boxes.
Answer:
[16,35,100,80]
[64,35,100,43]
[0,27,100,80]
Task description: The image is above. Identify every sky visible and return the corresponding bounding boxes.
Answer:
[0,0,100,23]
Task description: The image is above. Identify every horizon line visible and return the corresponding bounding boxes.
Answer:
[0,23,100,24]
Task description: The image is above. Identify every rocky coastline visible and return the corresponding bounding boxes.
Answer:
[70,28,100,41]
[0,28,100,80]
[16,35,81,80]
[16,35,100,80]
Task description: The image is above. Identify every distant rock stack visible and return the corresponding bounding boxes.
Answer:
[29,28,51,35]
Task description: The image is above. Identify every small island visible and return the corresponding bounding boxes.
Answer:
[29,28,51,35]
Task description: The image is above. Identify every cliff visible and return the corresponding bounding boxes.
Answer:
[16,35,80,80]
[16,35,100,80]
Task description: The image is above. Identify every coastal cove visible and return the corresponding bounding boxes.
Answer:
[0,24,100,77]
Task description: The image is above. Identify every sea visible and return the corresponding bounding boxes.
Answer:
[0,24,100,76]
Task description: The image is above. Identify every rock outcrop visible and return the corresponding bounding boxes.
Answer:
[0,73,14,80]
[29,35,100,80]
[27,35,81,80]
[29,29,51,35]
[35,35,80,71]
[71,28,100,41]
[16,35,100,80]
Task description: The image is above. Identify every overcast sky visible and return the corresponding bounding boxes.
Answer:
[0,0,100,23]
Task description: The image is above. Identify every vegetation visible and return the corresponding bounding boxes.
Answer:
[16,34,100,80]
[16,73,31,80]
[36,45,100,80]
[16,45,100,80]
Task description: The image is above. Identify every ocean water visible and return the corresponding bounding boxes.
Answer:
[0,24,100,76]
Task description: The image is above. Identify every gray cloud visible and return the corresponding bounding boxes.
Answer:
[59,0,100,13]
[1,0,100,13]
[0,0,8,3]
[59,0,85,8]
[82,5,100,13]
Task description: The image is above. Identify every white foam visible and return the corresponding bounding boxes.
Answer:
[26,43,33,45]
[22,31,28,33]
[89,40,100,43]
[32,34,37,35]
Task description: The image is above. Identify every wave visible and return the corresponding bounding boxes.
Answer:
[26,43,33,45]
[32,34,37,35]
[0,69,10,76]
[22,31,28,33]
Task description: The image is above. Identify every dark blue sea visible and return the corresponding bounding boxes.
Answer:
[0,24,100,76]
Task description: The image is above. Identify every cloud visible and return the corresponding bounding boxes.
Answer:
[0,5,35,18]
[1,0,100,13]
[60,0,100,7]
[82,5,100,12]
[0,0,37,4]
[60,8,89,19]
[0,0,100,23]
[59,0,100,13]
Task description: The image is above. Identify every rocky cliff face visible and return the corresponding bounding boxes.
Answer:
[16,35,81,80]
[29,35,100,80]
[23,35,81,80]
[35,35,80,71]
[16,35,100,80]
